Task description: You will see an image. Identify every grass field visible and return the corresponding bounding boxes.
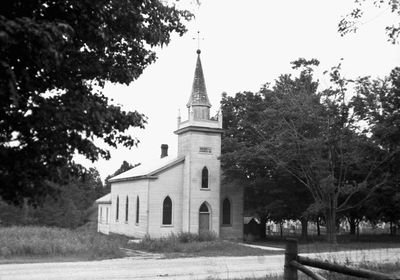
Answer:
[0,225,128,263]
[2,225,400,264]
[126,232,271,258]
[249,234,400,254]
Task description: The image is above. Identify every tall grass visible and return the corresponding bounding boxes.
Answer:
[131,231,218,253]
[0,226,127,260]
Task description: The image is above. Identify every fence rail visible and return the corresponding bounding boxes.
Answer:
[283,238,399,280]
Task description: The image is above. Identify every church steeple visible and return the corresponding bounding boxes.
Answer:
[187,50,211,120]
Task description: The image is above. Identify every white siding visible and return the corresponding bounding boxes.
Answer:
[97,204,111,234]
[148,162,184,238]
[109,180,149,238]
[179,131,221,236]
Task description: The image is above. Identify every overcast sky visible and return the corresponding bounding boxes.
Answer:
[76,0,400,181]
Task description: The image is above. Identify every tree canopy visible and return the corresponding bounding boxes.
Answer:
[339,0,400,44]
[221,59,394,242]
[0,0,191,204]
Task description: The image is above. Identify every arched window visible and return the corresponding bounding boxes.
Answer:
[162,196,172,225]
[136,196,140,224]
[116,196,119,221]
[199,202,209,213]
[106,207,109,224]
[222,198,231,225]
[201,167,209,188]
[125,196,129,222]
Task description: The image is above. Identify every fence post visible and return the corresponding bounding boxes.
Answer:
[284,238,298,280]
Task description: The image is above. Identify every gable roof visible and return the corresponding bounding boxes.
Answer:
[96,193,111,204]
[108,156,185,183]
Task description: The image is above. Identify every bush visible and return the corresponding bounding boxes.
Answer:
[198,231,217,242]
[132,232,217,253]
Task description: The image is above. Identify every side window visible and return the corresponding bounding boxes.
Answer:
[201,167,209,188]
[106,207,109,224]
[162,196,172,225]
[116,196,119,221]
[222,198,231,225]
[125,196,129,222]
[136,196,140,224]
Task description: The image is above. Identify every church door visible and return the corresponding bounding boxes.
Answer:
[199,202,210,234]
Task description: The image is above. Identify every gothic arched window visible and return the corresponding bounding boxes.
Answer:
[222,198,231,225]
[125,196,129,222]
[116,196,119,221]
[136,196,140,224]
[201,167,209,189]
[162,196,172,225]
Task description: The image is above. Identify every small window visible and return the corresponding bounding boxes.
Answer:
[125,196,129,222]
[100,206,103,223]
[116,196,119,221]
[222,198,231,225]
[136,196,140,224]
[201,167,209,188]
[162,196,172,225]
[106,207,109,224]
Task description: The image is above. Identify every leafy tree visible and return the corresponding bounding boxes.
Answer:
[221,95,313,239]
[104,160,139,192]
[339,0,400,44]
[0,0,192,205]
[352,67,400,233]
[222,59,389,243]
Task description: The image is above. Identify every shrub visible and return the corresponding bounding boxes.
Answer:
[177,232,199,243]
[131,232,218,253]
[198,231,217,242]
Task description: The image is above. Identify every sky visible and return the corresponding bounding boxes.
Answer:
[76,0,400,182]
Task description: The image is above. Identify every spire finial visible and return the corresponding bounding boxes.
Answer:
[193,30,203,52]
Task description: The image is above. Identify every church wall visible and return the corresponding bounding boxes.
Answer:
[109,180,149,238]
[147,162,184,238]
[220,182,244,239]
[97,204,111,235]
[181,131,221,235]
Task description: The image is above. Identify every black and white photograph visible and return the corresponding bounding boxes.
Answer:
[0,0,399,279]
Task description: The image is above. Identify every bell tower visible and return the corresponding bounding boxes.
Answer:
[175,50,223,235]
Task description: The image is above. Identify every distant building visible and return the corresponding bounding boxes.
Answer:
[96,50,243,239]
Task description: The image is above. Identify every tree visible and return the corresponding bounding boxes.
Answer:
[339,0,400,44]
[352,67,400,234]
[221,59,389,243]
[0,0,192,204]
[221,95,313,239]
[104,160,139,192]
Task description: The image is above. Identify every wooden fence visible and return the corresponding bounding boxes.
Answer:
[283,238,399,280]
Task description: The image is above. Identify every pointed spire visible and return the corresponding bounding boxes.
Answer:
[187,49,211,108]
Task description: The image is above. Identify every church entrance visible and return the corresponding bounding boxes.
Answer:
[199,202,210,234]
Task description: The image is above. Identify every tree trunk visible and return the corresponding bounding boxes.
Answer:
[356,220,360,236]
[280,222,283,237]
[259,215,268,240]
[349,217,356,235]
[325,195,337,244]
[317,218,321,236]
[300,217,308,240]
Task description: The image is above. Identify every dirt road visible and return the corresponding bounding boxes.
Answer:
[1,248,399,280]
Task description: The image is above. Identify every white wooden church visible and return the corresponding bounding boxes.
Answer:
[96,50,243,239]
